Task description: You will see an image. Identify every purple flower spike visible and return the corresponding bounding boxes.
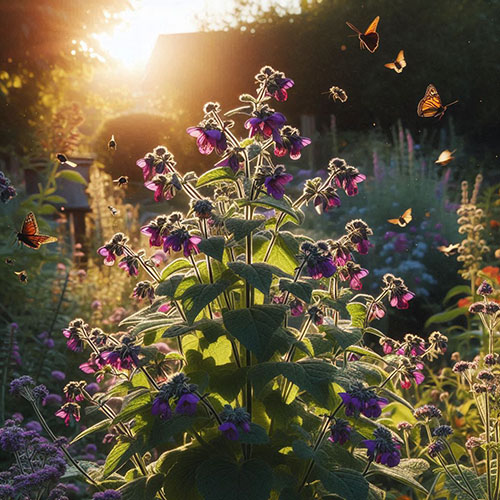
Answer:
[136,155,155,181]
[339,382,388,418]
[244,107,286,143]
[187,125,227,155]
[264,165,293,200]
[219,422,240,441]
[274,126,311,160]
[339,261,369,290]
[151,397,172,420]
[93,490,122,500]
[328,419,352,446]
[175,393,200,416]
[215,149,244,173]
[163,228,201,257]
[255,66,294,101]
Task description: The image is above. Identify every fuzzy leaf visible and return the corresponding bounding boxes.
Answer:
[322,324,363,350]
[196,458,273,500]
[239,195,301,224]
[225,217,264,241]
[181,281,230,324]
[237,423,269,444]
[70,418,111,444]
[279,278,314,303]
[156,275,185,298]
[160,258,191,281]
[198,236,226,262]
[318,467,369,500]
[55,169,87,185]
[347,302,367,328]
[196,167,236,188]
[163,319,226,342]
[425,306,469,327]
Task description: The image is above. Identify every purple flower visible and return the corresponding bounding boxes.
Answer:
[141,215,171,247]
[368,302,386,322]
[175,393,200,416]
[118,255,140,277]
[301,242,337,280]
[274,126,311,160]
[345,219,373,255]
[308,306,324,326]
[86,383,100,395]
[136,153,155,181]
[477,280,493,296]
[313,186,341,213]
[263,165,293,200]
[256,66,294,101]
[97,246,116,266]
[151,397,172,420]
[413,404,442,420]
[25,421,43,433]
[362,427,401,467]
[43,394,63,407]
[51,371,66,382]
[382,274,415,310]
[244,107,286,143]
[192,199,214,219]
[215,148,244,173]
[97,233,127,266]
[0,171,16,203]
[163,228,201,257]
[328,419,352,445]
[9,376,34,396]
[55,403,81,426]
[101,337,140,371]
[93,490,122,500]
[428,440,446,458]
[329,239,352,266]
[290,299,304,317]
[219,422,239,440]
[63,381,85,402]
[329,159,366,196]
[132,281,155,302]
[339,382,388,418]
[338,261,369,290]
[145,173,181,202]
[187,124,227,155]
[0,421,26,452]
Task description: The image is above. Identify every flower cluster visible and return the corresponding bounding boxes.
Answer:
[254,164,293,200]
[0,171,16,203]
[218,405,251,441]
[339,382,388,418]
[362,427,402,467]
[151,374,200,420]
[137,145,177,181]
[382,273,415,309]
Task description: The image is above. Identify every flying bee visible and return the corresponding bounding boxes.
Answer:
[15,270,28,283]
[108,205,119,216]
[108,134,117,151]
[113,176,129,187]
[326,86,348,103]
[56,153,77,168]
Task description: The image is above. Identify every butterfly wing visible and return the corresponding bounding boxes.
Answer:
[396,50,406,68]
[401,208,413,225]
[384,62,397,71]
[360,32,379,52]
[387,218,401,225]
[345,21,361,35]
[365,16,380,34]
[18,212,57,249]
[21,212,38,236]
[417,85,444,117]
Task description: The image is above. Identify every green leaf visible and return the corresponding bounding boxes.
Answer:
[227,262,289,295]
[249,359,338,408]
[163,318,226,342]
[239,195,301,224]
[56,169,88,185]
[443,284,471,305]
[318,467,369,500]
[225,217,264,241]
[322,324,363,350]
[237,423,269,444]
[156,275,185,298]
[196,458,273,500]
[119,474,165,500]
[222,305,286,361]
[367,461,430,494]
[196,167,236,188]
[198,236,226,262]
[347,302,367,328]
[160,258,191,281]
[253,232,300,275]
[70,418,111,444]
[442,466,486,500]
[279,278,313,303]
[113,390,151,424]
[425,306,469,327]
[45,194,67,204]
[182,281,230,324]
[103,438,142,477]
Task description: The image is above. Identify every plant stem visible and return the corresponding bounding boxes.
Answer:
[0,324,15,424]
[485,392,493,500]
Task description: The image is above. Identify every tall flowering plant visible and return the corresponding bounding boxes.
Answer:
[6,68,449,499]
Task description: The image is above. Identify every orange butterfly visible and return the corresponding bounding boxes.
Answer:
[16,212,57,249]
[384,50,406,73]
[417,84,458,120]
[435,149,456,166]
[388,208,412,227]
[346,16,380,53]
[437,243,460,256]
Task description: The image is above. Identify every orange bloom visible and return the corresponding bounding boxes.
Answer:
[490,220,500,229]
[481,266,500,284]
[458,297,472,309]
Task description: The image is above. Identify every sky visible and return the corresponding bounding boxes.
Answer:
[94,0,300,68]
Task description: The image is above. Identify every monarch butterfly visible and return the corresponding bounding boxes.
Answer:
[435,149,456,166]
[388,208,412,227]
[417,84,458,119]
[15,270,28,283]
[108,134,117,151]
[326,86,348,103]
[437,243,460,256]
[346,16,380,53]
[384,50,406,73]
[16,212,58,249]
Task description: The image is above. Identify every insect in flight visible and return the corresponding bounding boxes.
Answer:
[16,212,58,249]
[437,243,460,256]
[113,176,129,187]
[326,86,348,103]
[417,84,458,120]
[56,153,77,168]
[4,258,15,265]
[435,149,456,166]
[15,270,28,283]
[108,205,119,216]
[384,50,406,73]
[345,16,380,53]
[108,134,117,151]
[388,208,412,227]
